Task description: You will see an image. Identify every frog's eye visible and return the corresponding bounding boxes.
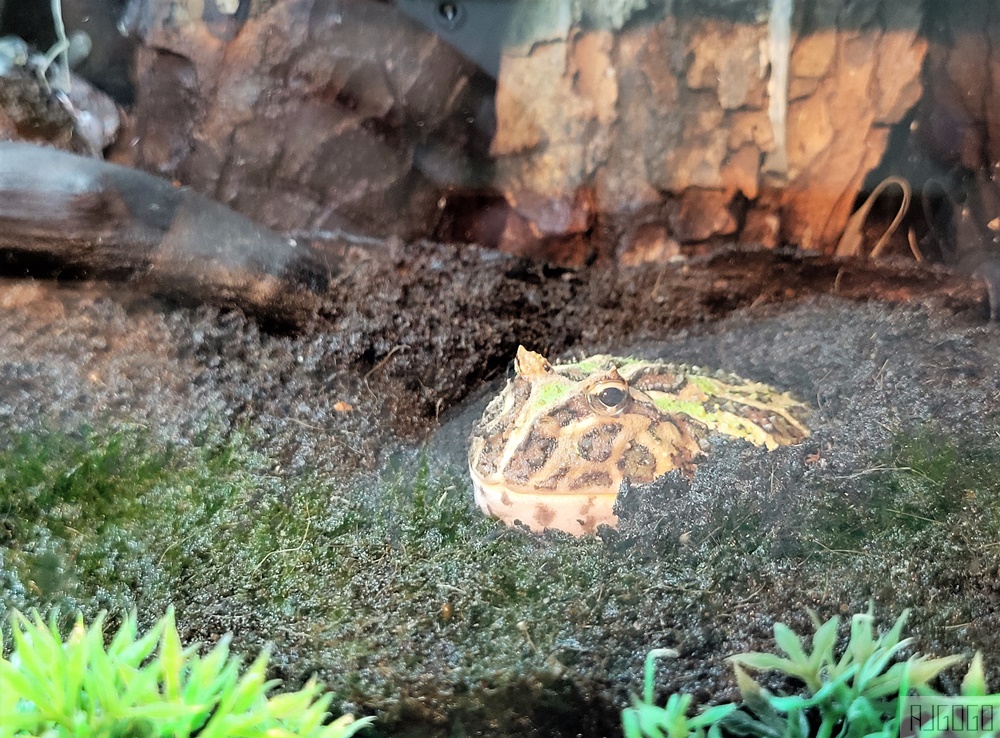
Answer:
[588,379,631,415]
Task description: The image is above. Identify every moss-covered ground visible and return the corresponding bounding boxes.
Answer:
[4,418,1000,736]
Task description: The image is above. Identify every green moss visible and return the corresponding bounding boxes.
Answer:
[0,429,170,541]
[0,426,776,725]
[6,422,1000,734]
[809,430,1000,552]
[0,427,244,622]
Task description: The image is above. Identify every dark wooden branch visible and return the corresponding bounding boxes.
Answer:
[0,142,333,327]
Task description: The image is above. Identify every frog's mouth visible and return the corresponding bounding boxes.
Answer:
[469,463,618,537]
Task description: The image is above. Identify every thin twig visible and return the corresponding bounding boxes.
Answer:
[362,344,408,380]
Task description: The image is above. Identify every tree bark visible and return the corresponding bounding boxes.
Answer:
[0,142,330,327]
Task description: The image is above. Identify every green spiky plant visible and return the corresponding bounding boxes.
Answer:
[621,648,737,738]
[623,606,996,738]
[0,607,374,738]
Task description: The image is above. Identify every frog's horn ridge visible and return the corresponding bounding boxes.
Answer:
[515,346,552,377]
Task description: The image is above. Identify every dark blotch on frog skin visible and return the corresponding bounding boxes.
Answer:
[534,504,556,527]
[549,399,588,425]
[505,430,557,483]
[577,422,621,462]
[569,470,613,490]
[538,465,571,490]
[619,443,655,480]
[476,435,504,474]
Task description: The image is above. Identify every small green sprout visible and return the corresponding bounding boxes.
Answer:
[0,607,374,738]
[622,648,737,738]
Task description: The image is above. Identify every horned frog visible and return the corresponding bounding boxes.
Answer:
[468,347,810,536]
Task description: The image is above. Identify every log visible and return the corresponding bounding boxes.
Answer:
[0,142,330,327]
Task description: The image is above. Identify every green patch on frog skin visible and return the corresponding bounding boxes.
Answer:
[559,355,642,375]
[687,373,748,396]
[687,374,720,392]
[530,378,575,409]
[649,393,767,444]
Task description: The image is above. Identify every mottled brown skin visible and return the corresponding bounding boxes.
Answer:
[469,347,810,536]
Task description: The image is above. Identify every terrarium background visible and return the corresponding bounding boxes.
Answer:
[5,0,995,268]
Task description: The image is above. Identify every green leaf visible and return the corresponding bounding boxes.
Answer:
[62,615,92,722]
[159,607,184,700]
[114,616,164,668]
[881,610,910,652]
[773,623,809,666]
[622,708,642,738]
[690,702,738,727]
[107,612,139,657]
[846,695,884,726]
[721,709,783,738]
[2,607,370,738]
[643,648,679,705]
[848,610,877,667]
[809,615,839,672]
[184,636,232,701]
[81,619,119,716]
[856,637,913,689]
[121,702,207,721]
[962,652,987,697]
[732,662,782,726]
[906,654,965,691]
[728,652,799,674]
[268,687,316,721]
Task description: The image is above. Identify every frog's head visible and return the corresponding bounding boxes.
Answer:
[468,347,810,536]
[468,347,706,535]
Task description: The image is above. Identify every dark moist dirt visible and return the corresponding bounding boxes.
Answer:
[1,240,1000,737]
[0,239,978,469]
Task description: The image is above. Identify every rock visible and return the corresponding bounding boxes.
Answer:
[742,205,782,249]
[873,6,925,123]
[492,29,617,238]
[648,92,729,191]
[669,188,739,243]
[722,144,761,200]
[617,223,681,265]
[728,110,774,151]
[112,0,931,261]
[0,68,74,147]
[65,73,121,155]
[790,30,836,80]
[128,0,485,239]
[686,21,767,110]
[497,208,594,266]
[785,93,835,174]
[777,0,924,250]
[505,187,594,238]
[490,0,926,260]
